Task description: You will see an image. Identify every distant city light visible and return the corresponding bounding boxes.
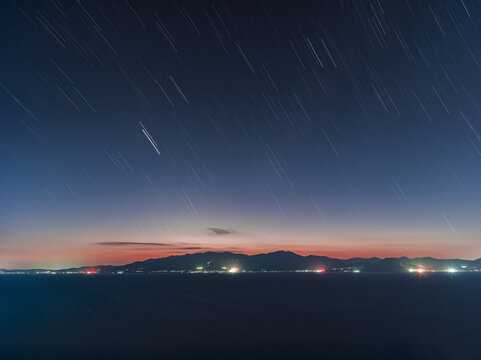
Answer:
[196,266,204,270]
[316,268,325,273]
[446,268,457,273]
[415,268,425,274]
[228,267,239,273]
[408,268,415,273]
[353,269,360,273]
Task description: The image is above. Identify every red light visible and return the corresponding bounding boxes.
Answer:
[86,269,95,275]
[317,268,325,273]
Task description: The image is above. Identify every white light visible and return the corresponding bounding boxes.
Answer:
[447,268,457,273]
[228,267,239,273]
[408,268,415,273]
[353,269,360,273]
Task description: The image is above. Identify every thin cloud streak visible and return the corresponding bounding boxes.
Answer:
[94,242,170,246]
[207,227,235,236]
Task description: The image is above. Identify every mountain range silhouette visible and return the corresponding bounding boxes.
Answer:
[34,250,481,274]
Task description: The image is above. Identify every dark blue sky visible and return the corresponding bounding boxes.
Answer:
[1,0,481,268]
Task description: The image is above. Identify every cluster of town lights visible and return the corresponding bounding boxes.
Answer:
[2,266,471,275]
[78,266,461,275]
[408,267,458,274]
[408,268,426,274]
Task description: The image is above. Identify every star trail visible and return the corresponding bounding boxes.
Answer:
[1,0,481,269]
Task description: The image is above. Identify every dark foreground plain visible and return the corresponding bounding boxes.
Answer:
[1,273,481,359]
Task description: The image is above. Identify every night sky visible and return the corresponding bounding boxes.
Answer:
[2,0,481,269]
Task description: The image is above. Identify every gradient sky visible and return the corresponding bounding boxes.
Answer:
[2,0,481,269]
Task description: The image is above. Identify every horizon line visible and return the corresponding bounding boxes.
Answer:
[2,249,481,271]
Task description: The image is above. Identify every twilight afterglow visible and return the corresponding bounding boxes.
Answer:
[2,1,481,269]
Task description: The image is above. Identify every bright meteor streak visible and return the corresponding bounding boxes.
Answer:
[140,121,161,155]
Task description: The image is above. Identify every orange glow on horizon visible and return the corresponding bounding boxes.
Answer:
[1,240,480,270]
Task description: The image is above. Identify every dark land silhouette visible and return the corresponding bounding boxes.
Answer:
[4,250,481,273]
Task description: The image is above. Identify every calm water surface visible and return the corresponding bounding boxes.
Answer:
[1,273,480,359]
